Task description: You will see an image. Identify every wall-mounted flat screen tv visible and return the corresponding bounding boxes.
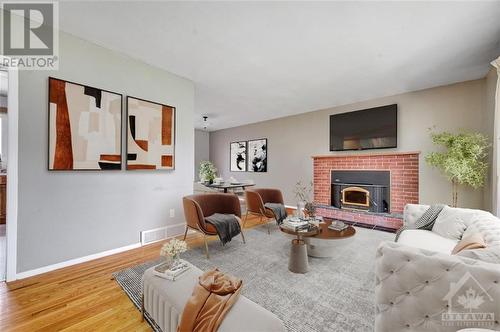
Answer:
[330,104,397,151]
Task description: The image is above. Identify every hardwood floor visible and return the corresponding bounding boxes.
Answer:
[0,213,269,331]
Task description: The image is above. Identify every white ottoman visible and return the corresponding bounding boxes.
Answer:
[142,262,286,332]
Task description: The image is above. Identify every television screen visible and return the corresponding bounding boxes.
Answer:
[329,104,397,151]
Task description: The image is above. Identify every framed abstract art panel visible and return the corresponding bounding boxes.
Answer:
[48,77,123,170]
[230,141,247,172]
[247,138,267,172]
[126,96,176,170]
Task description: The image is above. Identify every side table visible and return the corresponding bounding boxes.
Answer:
[279,225,318,273]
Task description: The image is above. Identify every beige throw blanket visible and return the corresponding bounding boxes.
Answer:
[177,269,242,332]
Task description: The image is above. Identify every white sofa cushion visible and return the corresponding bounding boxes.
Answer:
[398,229,457,254]
[431,205,473,240]
[403,204,430,227]
[462,214,500,247]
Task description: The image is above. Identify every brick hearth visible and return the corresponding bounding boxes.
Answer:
[313,151,420,230]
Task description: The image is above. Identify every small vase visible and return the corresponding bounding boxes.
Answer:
[297,201,305,219]
[172,254,180,267]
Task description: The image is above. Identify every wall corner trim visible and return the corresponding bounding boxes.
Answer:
[15,242,142,280]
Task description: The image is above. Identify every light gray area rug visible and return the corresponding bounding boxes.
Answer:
[114,225,393,332]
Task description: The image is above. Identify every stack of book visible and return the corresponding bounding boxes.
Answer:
[153,259,190,281]
[282,218,311,232]
[328,220,348,231]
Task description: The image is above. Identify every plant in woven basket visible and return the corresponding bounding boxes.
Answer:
[425,130,489,207]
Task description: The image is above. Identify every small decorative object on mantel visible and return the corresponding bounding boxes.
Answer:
[425,130,489,207]
[155,238,189,280]
[199,160,217,184]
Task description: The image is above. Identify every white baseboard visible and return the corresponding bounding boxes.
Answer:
[166,222,188,237]
[15,222,189,280]
[16,242,142,280]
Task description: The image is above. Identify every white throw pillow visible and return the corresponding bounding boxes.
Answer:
[432,206,470,240]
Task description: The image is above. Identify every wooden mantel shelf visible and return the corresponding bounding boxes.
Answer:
[311,151,421,159]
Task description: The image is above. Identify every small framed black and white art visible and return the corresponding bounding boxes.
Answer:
[230,141,247,172]
[247,138,267,172]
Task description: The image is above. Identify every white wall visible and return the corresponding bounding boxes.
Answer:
[485,68,497,213]
[194,129,210,180]
[210,79,493,209]
[16,31,194,273]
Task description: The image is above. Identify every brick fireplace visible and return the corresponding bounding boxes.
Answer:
[313,151,419,230]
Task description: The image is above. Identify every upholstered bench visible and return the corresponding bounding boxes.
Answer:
[142,262,286,332]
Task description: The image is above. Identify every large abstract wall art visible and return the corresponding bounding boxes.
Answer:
[248,138,267,172]
[126,97,175,170]
[230,141,247,172]
[48,77,123,170]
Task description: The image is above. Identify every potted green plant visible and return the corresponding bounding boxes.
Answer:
[199,161,217,184]
[425,130,489,207]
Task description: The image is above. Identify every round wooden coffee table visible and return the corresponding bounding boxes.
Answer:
[304,219,356,257]
[279,225,319,274]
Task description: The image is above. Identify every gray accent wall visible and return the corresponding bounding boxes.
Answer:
[194,129,210,180]
[210,79,493,210]
[17,31,194,273]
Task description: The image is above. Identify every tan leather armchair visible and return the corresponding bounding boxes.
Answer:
[244,188,285,234]
[183,193,245,258]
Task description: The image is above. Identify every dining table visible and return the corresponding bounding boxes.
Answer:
[204,182,256,193]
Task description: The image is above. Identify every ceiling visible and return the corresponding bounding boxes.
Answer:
[58,1,500,131]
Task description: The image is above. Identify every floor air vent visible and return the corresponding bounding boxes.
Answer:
[141,226,168,245]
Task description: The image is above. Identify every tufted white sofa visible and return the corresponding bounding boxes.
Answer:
[375,204,500,332]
